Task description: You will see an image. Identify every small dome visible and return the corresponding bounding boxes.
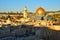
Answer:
[36,7,45,14]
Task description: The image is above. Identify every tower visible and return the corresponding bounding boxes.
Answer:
[23,6,27,18]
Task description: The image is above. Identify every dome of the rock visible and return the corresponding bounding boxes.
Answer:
[36,7,45,14]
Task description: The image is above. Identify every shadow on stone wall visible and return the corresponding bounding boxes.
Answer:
[0,25,60,40]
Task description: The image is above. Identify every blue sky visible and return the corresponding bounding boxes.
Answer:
[0,0,60,12]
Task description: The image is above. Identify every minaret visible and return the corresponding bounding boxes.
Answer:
[23,6,27,18]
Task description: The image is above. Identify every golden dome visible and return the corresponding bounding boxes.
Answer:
[36,7,45,14]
